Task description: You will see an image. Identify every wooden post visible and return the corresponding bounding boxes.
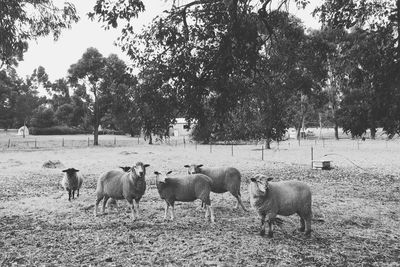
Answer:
[8,139,10,148]
[62,138,64,147]
[35,139,37,149]
[183,137,186,148]
[311,146,314,169]
[195,142,197,151]
[114,136,116,146]
[231,144,233,156]
[357,139,359,150]
[138,136,140,144]
[88,137,89,147]
[210,143,212,153]
[262,145,264,161]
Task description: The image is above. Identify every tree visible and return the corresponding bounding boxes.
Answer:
[30,106,56,128]
[0,0,79,68]
[68,48,106,145]
[315,0,400,137]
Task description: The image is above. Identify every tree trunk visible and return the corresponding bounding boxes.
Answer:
[334,122,339,140]
[93,87,99,146]
[370,127,376,139]
[265,138,271,149]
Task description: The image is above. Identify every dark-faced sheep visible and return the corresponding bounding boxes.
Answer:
[95,162,150,220]
[154,171,215,223]
[184,164,247,211]
[249,174,312,237]
[61,168,83,201]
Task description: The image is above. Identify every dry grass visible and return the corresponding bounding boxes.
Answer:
[0,139,400,266]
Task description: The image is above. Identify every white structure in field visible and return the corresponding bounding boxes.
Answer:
[17,126,29,136]
[169,118,194,137]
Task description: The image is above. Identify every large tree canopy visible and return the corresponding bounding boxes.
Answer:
[0,0,79,68]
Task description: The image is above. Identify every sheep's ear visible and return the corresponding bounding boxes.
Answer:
[250,177,256,182]
[144,164,150,168]
[184,165,190,168]
[167,171,172,174]
[197,164,203,168]
[154,171,160,175]
[267,177,273,181]
[62,169,67,172]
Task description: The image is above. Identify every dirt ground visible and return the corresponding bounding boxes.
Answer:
[0,138,400,266]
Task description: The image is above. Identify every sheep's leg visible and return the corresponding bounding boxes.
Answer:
[305,216,312,237]
[135,199,140,218]
[127,199,136,221]
[170,205,175,221]
[164,203,169,220]
[102,196,110,214]
[72,190,75,200]
[68,190,71,201]
[208,205,215,223]
[234,195,248,212]
[77,189,80,198]
[298,217,305,232]
[267,213,276,237]
[260,215,266,236]
[94,196,103,216]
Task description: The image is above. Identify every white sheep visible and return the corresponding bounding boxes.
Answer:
[154,171,215,223]
[61,168,83,201]
[184,164,247,211]
[94,162,150,220]
[107,166,132,209]
[249,174,312,237]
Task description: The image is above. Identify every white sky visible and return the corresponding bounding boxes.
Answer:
[15,0,320,82]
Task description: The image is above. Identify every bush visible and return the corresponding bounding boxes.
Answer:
[98,129,126,135]
[30,126,89,135]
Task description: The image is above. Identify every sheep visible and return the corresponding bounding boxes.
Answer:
[184,164,247,211]
[249,174,312,237]
[107,166,132,209]
[61,168,83,201]
[94,162,150,220]
[154,171,215,223]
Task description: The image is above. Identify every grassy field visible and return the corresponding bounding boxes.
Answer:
[0,135,399,266]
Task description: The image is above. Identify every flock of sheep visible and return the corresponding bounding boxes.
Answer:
[61,162,312,237]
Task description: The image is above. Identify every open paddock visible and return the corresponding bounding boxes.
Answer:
[0,136,399,266]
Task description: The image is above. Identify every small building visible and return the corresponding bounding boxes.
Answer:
[169,118,194,137]
[17,126,29,136]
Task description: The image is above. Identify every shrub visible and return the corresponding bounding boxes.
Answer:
[30,126,89,135]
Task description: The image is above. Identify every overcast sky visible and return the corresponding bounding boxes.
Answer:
[15,0,320,82]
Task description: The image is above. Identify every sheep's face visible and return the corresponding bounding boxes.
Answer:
[132,162,150,178]
[62,168,79,175]
[184,164,203,175]
[250,174,273,193]
[154,171,172,183]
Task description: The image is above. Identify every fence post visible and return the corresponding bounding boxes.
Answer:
[114,136,116,146]
[62,138,64,147]
[138,136,140,144]
[311,146,314,169]
[231,144,233,156]
[183,137,186,148]
[8,139,11,148]
[35,139,37,149]
[262,145,264,161]
[195,142,197,151]
[210,143,212,153]
[87,137,89,147]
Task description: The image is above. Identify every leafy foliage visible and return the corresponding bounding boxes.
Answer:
[0,0,79,68]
